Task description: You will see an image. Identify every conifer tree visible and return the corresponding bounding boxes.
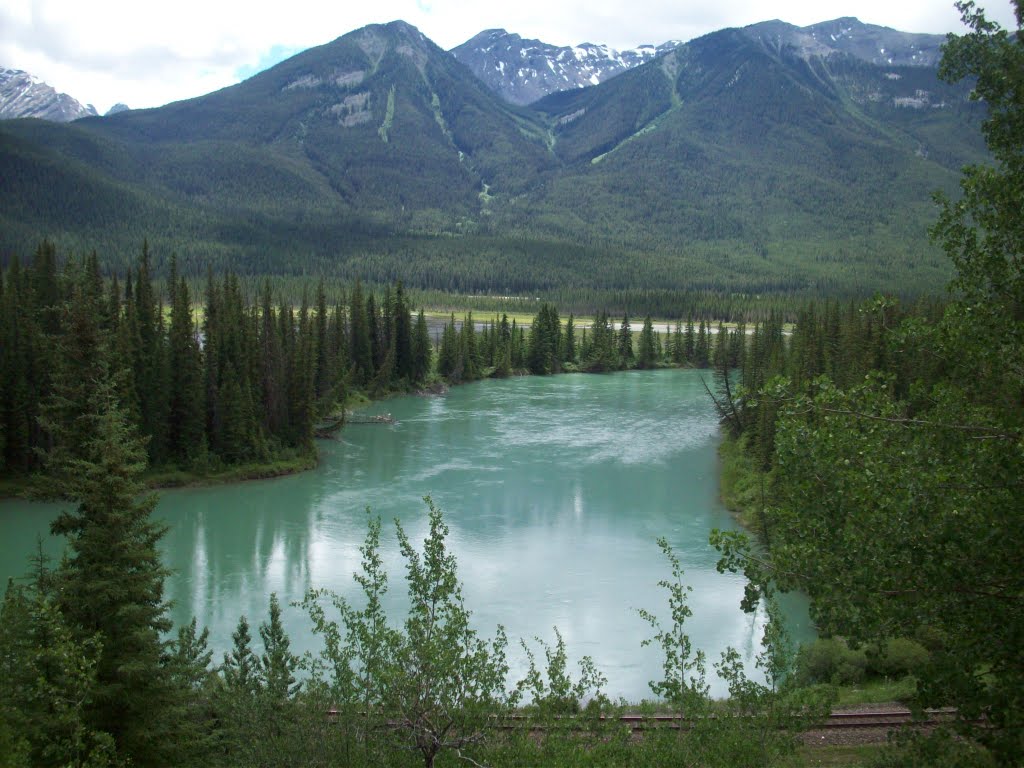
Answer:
[459,312,480,381]
[411,308,432,383]
[617,314,634,368]
[637,315,657,369]
[672,319,685,364]
[348,279,372,387]
[563,313,577,364]
[393,282,414,383]
[510,319,524,369]
[46,366,181,766]
[315,281,331,401]
[167,257,205,467]
[437,314,458,379]
[132,242,168,464]
[684,312,696,363]
[288,292,316,451]
[0,551,113,768]
[528,304,561,374]
[0,257,38,472]
[695,319,710,367]
[259,594,302,703]
[367,293,384,376]
[258,280,287,440]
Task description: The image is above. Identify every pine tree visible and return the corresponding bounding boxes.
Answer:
[314,281,331,401]
[348,280,372,387]
[288,292,316,451]
[0,553,113,768]
[258,280,287,440]
[617,314,634,369]
[0,257,40,472]
[46,367,181,766]
[563,313,576,364]
[258,594,301,702]
[167,257,205,467]
[437,314,458,380]
[672,319,685,365]
[684,313,696,363]
[367,293,384,377]
[637,315,657,369]
[393,282,414,384]
[411,308,432,383]
[695,319,710,367]
[528,304,561,374]
[132,242,168,464]
[459,312,480,381]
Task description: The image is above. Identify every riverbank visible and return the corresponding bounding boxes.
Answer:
[717,433,770,535]
[142,451,319,489]
[0,452,320,501]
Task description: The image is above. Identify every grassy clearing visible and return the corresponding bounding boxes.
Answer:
[834,677,917,707]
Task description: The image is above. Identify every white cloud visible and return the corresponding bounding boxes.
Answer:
[0,0,1016,114]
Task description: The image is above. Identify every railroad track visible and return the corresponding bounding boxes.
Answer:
[326,708,959,732]
[497,709,957,732]
[821,709,957,730]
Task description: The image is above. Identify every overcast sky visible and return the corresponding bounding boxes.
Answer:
[0,0,1017,114]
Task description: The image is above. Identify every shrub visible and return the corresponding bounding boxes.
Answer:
[795,638,867,686]
[867,638,930,678]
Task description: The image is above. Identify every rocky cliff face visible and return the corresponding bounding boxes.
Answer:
[0,68,98,121]
[742,17,945,66]
[450,30,680,105]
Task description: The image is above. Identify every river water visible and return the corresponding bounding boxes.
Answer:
[0,369,813,701]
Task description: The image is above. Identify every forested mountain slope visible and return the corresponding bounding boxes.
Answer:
[523,26,987,292]
[0,18,987,297]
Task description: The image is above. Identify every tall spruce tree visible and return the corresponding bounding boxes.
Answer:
[167,257,205,467]
[348,279,372,387]
[393,282,414,383]
[563,313,576,364]
[637,315,657,369]
[45,361,181,766]
[411,308,432,383]
[617,314,634,369]
[132,242,168,464]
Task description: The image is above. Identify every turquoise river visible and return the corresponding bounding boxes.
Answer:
[0,369,814,701]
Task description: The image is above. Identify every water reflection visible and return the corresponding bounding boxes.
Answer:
[0,369,814,701]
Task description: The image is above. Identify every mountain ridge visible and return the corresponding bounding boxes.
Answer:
[450,17,947,105]
[0,18,985,299]
[450,30,681,105]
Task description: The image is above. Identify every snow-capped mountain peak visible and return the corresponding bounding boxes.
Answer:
[450,31,681,105]
[0,67,99,122]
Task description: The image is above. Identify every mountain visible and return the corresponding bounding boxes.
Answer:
[105,103,130,116]
[0,20,554,272]
[450,18,943,106]
[0,67,98,121]
[450,30,680,105]
[0,19,987,299]
[743,17,946,66]
[516,24,986,293]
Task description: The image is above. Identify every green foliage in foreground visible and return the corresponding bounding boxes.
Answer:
[711,5,1024,765]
